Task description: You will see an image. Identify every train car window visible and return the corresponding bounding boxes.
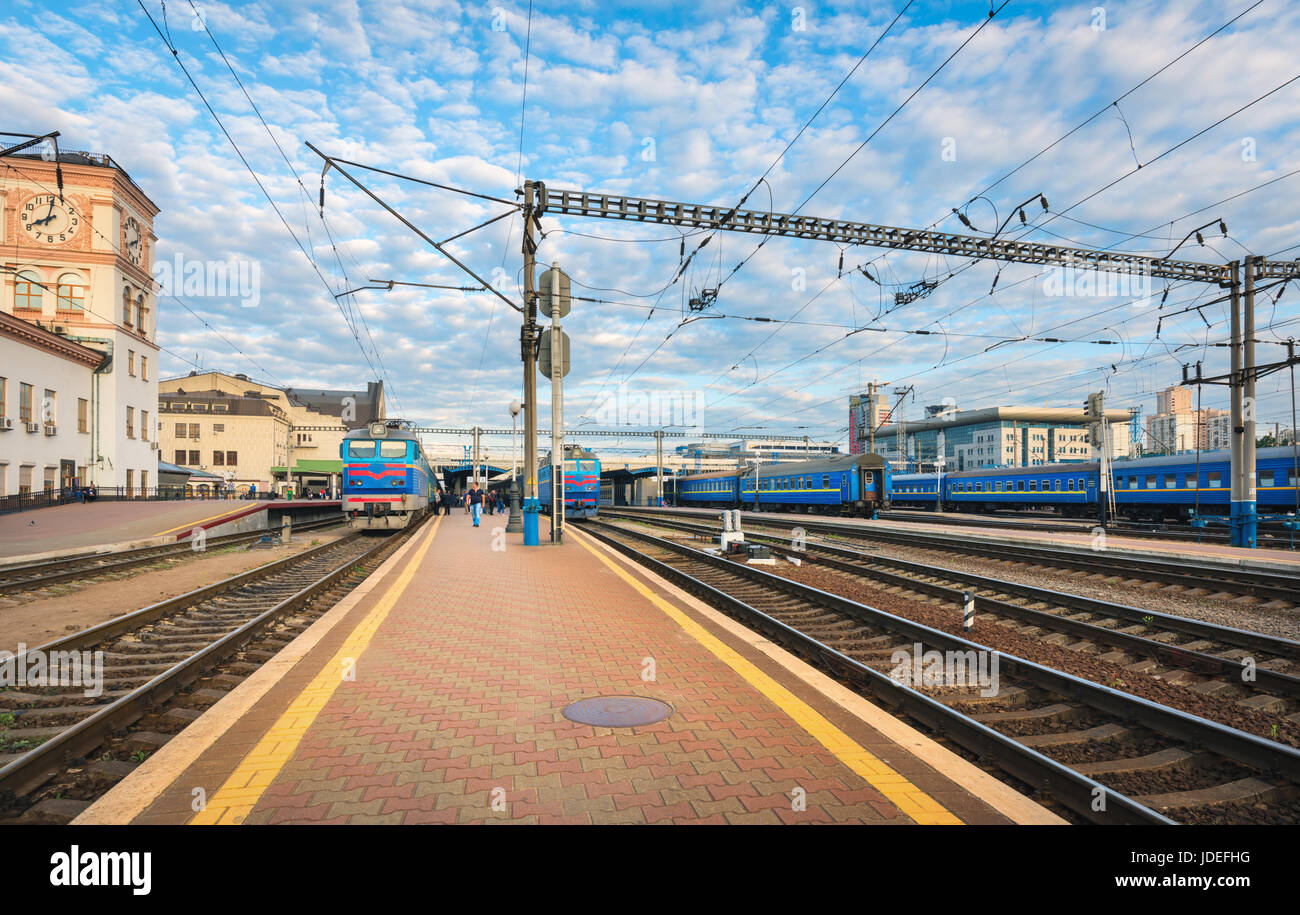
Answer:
[348,441,377,457]
[1068,479,1075,490]
[1187,475,1198,489]
[1028,480,1037,491]
[1165,474,1177,489]
[822,475,830,488]
[1208,471,1222,487]
[1053,480,1061,490]
[1016,480,1025,491]
[1147,475,1158,489]
[379,441,407,458]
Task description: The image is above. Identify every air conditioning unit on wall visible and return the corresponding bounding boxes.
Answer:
[43,424,57,436]
[25,422,40,433]
[0,418,12,430]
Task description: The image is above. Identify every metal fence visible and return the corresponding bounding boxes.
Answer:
[0,486,285,516]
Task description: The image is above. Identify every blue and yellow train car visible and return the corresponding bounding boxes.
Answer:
[885,447,1300,521]
[676,453,888,517]
[341,422,437,530]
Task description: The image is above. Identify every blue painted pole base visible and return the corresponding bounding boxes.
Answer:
[1229,501,1258,548]
[523,498,540,546]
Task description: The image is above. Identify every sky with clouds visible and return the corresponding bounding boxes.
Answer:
[3,0,1299,455]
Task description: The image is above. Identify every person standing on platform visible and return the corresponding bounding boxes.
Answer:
[468,482,484,527]
[495,491,504,515]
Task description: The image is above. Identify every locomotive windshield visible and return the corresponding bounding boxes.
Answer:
[379,441,408,458]
[348,441,377,457]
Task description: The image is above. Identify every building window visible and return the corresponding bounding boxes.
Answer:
[122,287,133,327]
[14,271,43,311]
[141,356,148,381]
[126,406,135,439]
[0,376,5,418]
[141,410,149,441]
[188,450,200,465]
[141,470,148,493]
[126,468,134,496]
[55,273,85,312]
[188,423,199,439]
[226,451,237,466]
[78,398,88,433]
[136,295,146,334]
[213,423,224,434]
[175,449,187,465]
[213,451,225,466]
[128,350,136,376]
[175,422,187,438]
[41,388,55,426]
[19,383,32,423]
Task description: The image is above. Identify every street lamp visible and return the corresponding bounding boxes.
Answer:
[506,400,523,533]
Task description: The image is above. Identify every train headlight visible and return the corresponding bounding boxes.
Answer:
[369,421,387,437]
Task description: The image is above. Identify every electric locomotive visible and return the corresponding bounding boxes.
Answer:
[340,421,437,530]
[538,445,601,520]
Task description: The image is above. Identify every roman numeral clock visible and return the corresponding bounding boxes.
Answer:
[19,193,81,245]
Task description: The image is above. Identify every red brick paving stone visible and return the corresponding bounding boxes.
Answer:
[234,523,989,825]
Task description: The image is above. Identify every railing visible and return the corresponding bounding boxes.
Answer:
[0,487,298,516]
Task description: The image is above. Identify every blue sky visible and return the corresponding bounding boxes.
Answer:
[4,0,1299,452]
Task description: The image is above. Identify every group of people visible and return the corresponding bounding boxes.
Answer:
[433,483,506,527]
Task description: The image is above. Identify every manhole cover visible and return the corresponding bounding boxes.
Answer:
[562,695,673,727]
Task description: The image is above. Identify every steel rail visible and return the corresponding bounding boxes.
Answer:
[579,523,1173,824]
[0,531,401,797]
[613,506,1300,604]
[586,521,1300,817]
[0,518,345,592]
[607,511,1300,700]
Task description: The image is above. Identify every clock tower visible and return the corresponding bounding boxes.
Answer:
[1,149,161,492]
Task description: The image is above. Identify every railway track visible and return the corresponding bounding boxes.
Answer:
[611,507,1300,608]
[0,520,419,823]
[881,509,1298,550]
[583,519,1300,824]
[0,517,346,598]
[607,512,1300,729]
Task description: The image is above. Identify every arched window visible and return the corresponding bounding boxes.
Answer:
[136,293,147,335]
[56,272,85,312]
[122,286,133,327]
[14,270,42,311]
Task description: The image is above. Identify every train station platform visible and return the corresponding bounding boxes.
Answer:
[75,514,1062,826]
[0,498,342,563]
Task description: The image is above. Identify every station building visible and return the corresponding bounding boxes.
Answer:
[0,150,159,497]
[157,370,384,496]
[870,406,1133,472]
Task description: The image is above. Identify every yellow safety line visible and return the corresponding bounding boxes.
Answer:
[574,533,962,825]
[153,503,252,536]
[189,516,441,825]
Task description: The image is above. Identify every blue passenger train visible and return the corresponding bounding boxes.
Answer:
[340,421,438,530]
[539,446,602,521]
[887,446,1300,521]
[676,453,890,517]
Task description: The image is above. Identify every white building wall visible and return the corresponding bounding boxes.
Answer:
[0,340,95,496]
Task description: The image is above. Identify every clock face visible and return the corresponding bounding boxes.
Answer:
[20,194,80,244]
[125,217,144,265]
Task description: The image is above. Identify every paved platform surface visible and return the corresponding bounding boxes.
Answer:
[0,499,338,560]
[77,514,1061,826]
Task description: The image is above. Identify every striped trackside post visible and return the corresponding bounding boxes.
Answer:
[963,590,974,631]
